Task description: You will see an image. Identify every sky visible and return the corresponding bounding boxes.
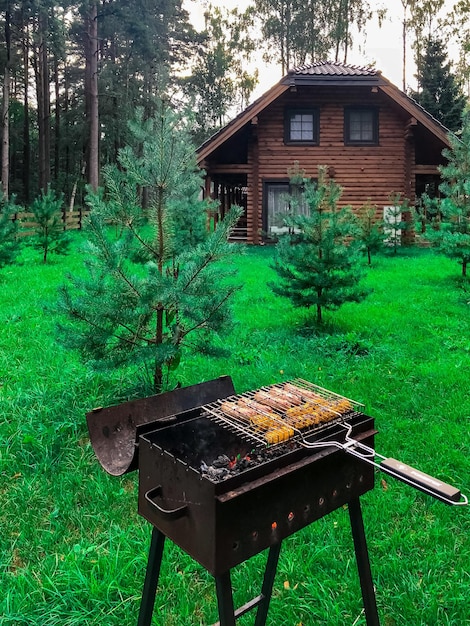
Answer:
[184,0,458,103]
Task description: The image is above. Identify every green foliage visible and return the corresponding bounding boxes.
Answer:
[270,166,368,324]
[427,108,470,276]
[0,192,21,269]
[410,36,466,132]
[182,5,258,143]
[384,193,410,254]
[30,187,70,263]
[56,104,242,393]
[414,192,442,234]
[253,0,377,73]
[357,202,386,264]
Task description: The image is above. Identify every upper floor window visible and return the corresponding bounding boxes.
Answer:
[285,109,319,144]
[344,107,378,145]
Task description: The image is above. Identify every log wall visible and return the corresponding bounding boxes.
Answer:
[246,86,418,243]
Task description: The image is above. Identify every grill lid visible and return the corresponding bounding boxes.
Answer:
[86,376,236,475]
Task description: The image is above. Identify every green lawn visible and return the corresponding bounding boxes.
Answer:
[1,239,469,625]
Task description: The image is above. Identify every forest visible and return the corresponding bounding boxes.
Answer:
[1,0,470,210]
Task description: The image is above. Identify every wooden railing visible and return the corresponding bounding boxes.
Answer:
[12,210,91,237]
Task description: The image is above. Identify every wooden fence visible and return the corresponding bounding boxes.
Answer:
[12,209,91,238]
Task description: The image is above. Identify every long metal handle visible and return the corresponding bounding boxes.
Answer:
[343,440,468,506]
[300,426,467,506]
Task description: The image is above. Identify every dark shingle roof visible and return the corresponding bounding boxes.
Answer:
[289,61,379,77]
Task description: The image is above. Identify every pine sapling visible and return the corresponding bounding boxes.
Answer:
[0,192,20,269]
[428,107,470,277]
[56,104,242,394]
[270,165,368,324]
[30,187,70,263]
[357,202,385,265]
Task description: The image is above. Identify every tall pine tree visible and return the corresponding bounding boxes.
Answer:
[410,36,466,132]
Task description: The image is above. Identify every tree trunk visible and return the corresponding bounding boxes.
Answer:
[42,12,51,189]
[85,3,99,191]
[54,58,61,184]
[34,10,51,192]
[1,6,11,198]
[22,15,31,203]
[402,13,407,91]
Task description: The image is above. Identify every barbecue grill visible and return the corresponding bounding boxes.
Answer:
[87,376,467,626]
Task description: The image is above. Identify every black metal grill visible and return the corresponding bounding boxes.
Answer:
[87,376,467,626]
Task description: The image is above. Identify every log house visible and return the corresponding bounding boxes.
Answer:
[196,61,452,244]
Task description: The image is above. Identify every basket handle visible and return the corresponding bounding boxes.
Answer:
[144,486,189,520]
[379,457,467,505]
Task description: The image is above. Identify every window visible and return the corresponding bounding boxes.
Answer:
[344,107,378,145]
[285,109,319,144]
[264,182,310,238]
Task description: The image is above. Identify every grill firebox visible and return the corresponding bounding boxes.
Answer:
[138,409,375,575]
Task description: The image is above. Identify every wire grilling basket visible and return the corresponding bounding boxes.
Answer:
[204,379,467,506]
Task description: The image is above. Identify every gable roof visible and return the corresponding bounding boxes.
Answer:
[289,60,378,77]
[196,61,452,163]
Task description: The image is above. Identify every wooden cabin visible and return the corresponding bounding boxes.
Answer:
[196,61,452,244]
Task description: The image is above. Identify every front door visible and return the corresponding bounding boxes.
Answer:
[264,182,290,238]
[264,182,309,239]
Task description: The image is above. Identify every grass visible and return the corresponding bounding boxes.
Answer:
[1,238,469,625]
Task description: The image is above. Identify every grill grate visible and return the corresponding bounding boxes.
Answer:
[203,379,364,446]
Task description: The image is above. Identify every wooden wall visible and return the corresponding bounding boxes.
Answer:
[246,86,416,243]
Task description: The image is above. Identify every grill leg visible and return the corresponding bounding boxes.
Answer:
[254,542,282,626]
[348,497,381,626]
[215,571,237,626]
[137,527,166,626]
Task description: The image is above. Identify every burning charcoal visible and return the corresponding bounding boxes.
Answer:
[236,457,254,470]
[212,454,231,468]
[200,461,230,481]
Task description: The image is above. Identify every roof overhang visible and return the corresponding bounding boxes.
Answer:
[196,82,289,165]
[196,64,453,165]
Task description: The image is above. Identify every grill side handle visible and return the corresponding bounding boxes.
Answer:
[379,457,466,505]
[144,486,189,520]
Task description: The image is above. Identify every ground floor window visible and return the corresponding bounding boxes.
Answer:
[263,181,309,238]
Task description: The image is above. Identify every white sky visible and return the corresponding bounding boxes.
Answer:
[184,0,458,102]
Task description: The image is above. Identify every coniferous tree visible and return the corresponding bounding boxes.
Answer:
[270,166,368,324]
[0,192,20,268]
[358,202,385,265]
[410,37,466,132]
[30,186,70,263]
[182,5,258,144]
[428,108,470,277]
[56,105,242,394]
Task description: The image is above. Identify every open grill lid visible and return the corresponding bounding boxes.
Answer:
[86,376,235,476]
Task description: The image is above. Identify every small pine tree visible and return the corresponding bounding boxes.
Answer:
[357,202,385,265]
[384,193,409,254]
[0,193,20,269]
[413,193,442,236]
[30,187,70,263]
[428,107,470,277]
[56,104,242,394]
[270,166,368,324]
